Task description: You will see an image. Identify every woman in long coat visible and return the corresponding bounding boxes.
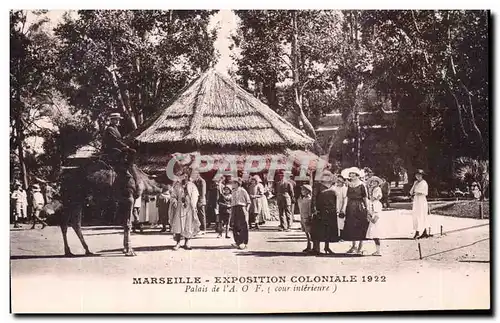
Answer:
[248,175,265,230]
[311,171,339,254]
[341,167,369,255]
[169,168,200,250]
[409,169,429,239]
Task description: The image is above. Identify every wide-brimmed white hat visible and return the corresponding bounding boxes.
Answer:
[108,112,124,120]
[367,176,384,186]
[341,167,365,179]
[301,184,313,193]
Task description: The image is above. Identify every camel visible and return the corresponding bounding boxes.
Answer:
[60,151,163,257]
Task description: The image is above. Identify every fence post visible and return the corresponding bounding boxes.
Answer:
[418,243,422,260]
[479,201,484,220]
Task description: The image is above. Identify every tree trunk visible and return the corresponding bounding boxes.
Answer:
[14,52,28,191]
[354,110,361,167]
[14,113,28,190]
[291,10,317,141]
[107,44,138,130]
[108,67,138,129]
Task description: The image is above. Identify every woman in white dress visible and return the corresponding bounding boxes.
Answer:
[169,167,200,250]
[333,176,348,238]
[366,176,384,256]
[409,169,430,239]
[261,181,272,222]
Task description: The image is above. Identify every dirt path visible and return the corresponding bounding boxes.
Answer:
[10,211,490,313]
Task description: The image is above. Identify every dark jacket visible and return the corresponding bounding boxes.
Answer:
[102,125,129,155]
[275,180,295,205]
[193,177,207,206]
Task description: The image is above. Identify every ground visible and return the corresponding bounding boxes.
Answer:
[10,210,490,313]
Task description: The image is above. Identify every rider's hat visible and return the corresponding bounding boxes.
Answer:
[108,112,124,120]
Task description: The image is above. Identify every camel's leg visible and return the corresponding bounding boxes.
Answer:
[71,206,93,256]
[122,195,136,257]
[61,206,73,256]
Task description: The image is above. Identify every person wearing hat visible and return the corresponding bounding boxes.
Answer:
[333,175,348,237]
[191,170,207,235]
[30,184,48,229]
[156,185,172,233]
[311,170,339,254]
[341,167,370,255]
[366,176,385,256]
[11,181,27,228]
[409,169,430,239]
[380,177,391,209]
[297,183,313,252]
[169,166,200,250]
[275,170,295,232]
[217,185,232,238]
[248,175,265,230]
[206,179,220,232]
[230,177,251,249]
[218,174,233,194]
[363,167,374,184]
[102,112,136,163]
[471,182,482,200]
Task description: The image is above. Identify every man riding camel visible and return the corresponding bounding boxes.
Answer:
[101,112,138,178]
[102,113,136,162]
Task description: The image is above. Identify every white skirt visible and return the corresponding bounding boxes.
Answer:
[337,216,345,231]
[412,195,429,232]
[366,201,383,239]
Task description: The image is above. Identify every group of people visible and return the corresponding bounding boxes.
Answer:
[10,181,56,229]
[153,165,274,250]
[134,163,432,255]
[295,167,430,256]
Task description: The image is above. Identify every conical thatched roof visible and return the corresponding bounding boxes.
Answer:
[130,69,314,150]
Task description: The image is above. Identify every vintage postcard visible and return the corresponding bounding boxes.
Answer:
[9,9,490,313]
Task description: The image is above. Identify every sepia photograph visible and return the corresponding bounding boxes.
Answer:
[8,8,491,314]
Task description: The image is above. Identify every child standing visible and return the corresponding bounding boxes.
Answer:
[297,184,313,252]
[30,184,47,229]
[11,182,27,228]
[366,177,384,256]
[217,186,232,238]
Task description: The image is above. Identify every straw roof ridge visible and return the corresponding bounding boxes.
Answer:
[186,71,211,139]
[132,68,314,149]
[213,70,314,145]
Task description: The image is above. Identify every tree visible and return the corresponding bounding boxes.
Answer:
[54,10,218,132]
[10,10,59,189]
[233,10,342,154]
[453,157,489,199]
[358,10,489,174]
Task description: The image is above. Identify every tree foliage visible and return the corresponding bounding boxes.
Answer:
[10,10,219,185]
[233,10,489,180]
[55,10,218,131]
[10,10,59,188]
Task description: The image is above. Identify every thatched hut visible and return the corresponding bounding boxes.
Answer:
[127,68,325,181]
